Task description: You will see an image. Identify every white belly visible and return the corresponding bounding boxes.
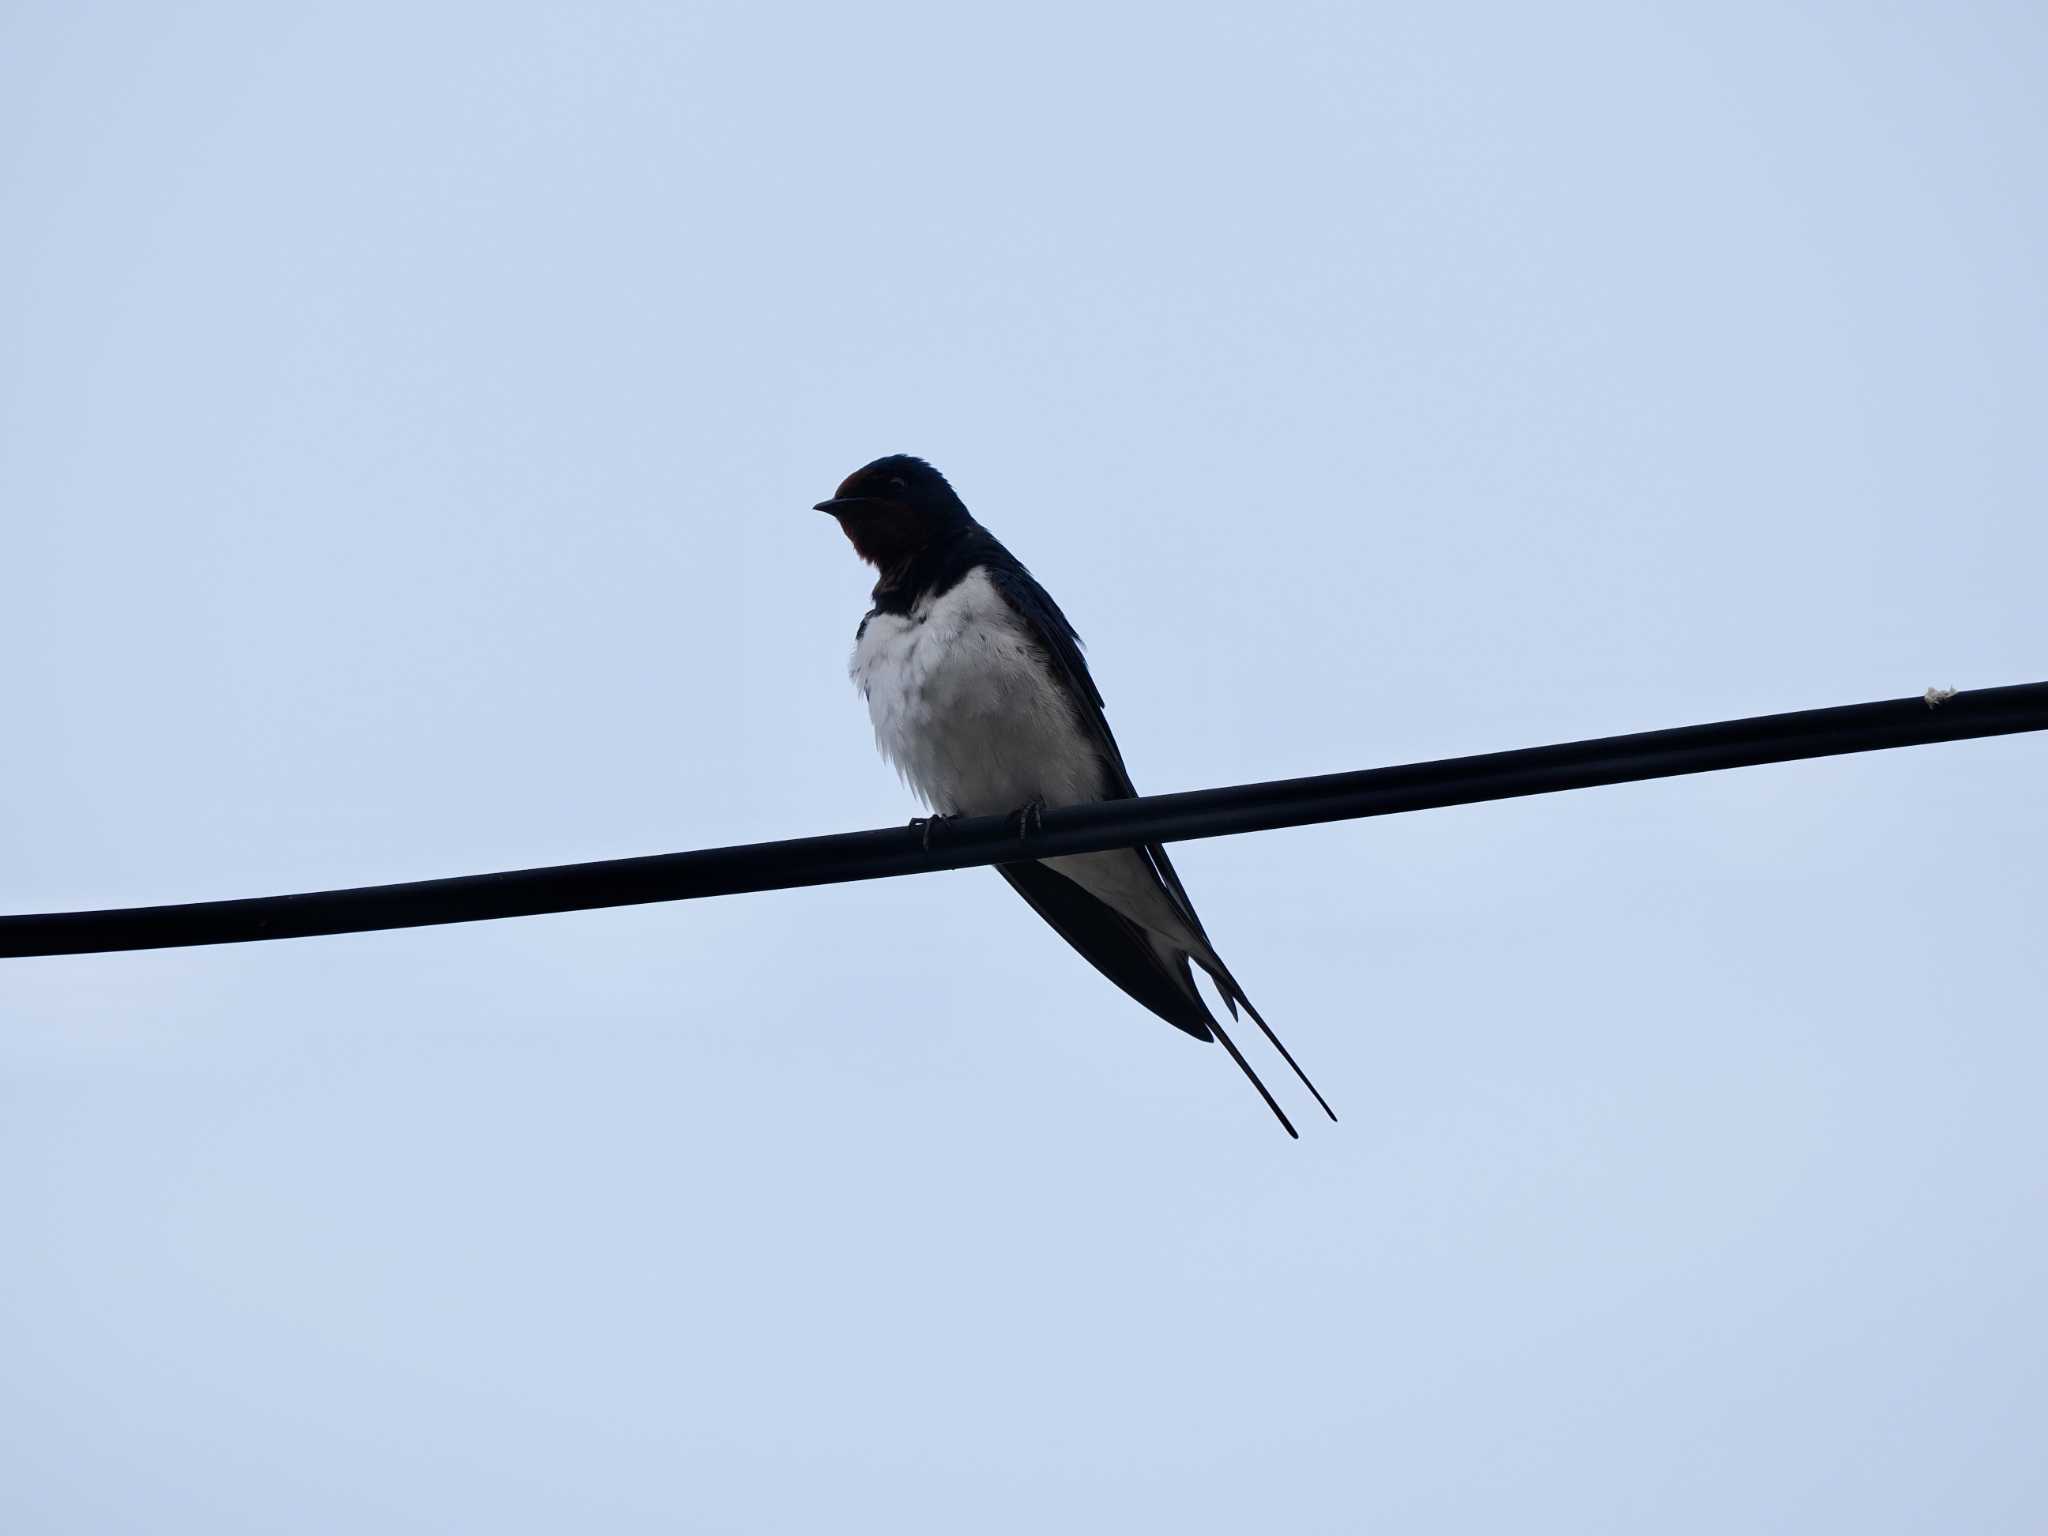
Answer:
[850,568,1110,817]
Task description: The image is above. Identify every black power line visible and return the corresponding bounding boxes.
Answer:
[3,682,2043,960]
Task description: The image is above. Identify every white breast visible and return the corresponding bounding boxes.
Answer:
[850,567,1110,817]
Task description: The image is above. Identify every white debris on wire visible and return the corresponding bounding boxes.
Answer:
[1924,685,1958,708]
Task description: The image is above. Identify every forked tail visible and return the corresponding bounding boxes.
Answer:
[1207,1013,1299,1139]
[1201,958,1338,1125]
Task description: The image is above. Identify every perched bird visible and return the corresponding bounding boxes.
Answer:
[816,454,1333,1135]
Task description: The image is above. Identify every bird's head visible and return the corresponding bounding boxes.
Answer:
[815,455,969,568]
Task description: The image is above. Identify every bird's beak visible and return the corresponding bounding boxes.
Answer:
[814,497,870,516]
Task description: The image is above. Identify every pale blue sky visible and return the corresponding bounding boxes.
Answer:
[3,3,2045,1531]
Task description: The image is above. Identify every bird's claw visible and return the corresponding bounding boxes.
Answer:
[1010,798,1047,841]
[910,814,956,853]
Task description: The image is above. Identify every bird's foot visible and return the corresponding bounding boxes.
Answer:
[1009,797,1047,841]
[909,814,957,853]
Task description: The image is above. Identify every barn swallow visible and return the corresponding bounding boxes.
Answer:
[817,454,1333,1135]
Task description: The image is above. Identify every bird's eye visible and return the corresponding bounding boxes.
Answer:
[887,476,908,493]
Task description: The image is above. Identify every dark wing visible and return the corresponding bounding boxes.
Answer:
[980,557,1214,937]
[981,549,1337,1128]
[995,860,1213,1041]
[978,559,1128,786]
